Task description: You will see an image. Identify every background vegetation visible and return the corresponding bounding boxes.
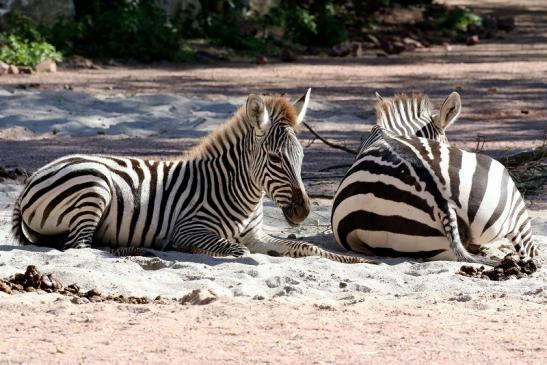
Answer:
[0,0,488,66]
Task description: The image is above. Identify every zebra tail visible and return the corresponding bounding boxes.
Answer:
[11,197,31,246]
[444,207,498,266]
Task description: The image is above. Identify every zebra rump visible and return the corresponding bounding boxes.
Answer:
[332,92,539,265]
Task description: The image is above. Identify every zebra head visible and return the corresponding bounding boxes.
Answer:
[375,91,462,144]
[246,89,312,225]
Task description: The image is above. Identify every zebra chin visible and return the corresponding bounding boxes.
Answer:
[281,188,310,226]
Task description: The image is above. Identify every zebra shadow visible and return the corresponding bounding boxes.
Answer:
[291,232,411,266]
[0,244,262,268]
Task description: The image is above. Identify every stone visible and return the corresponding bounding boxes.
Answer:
[179,289,217,305]
[329,42,352,57]
[255,55,268,65]
[363,34,381,47]
[8,65,19,75]
[466,35,480,46]
[35,59,57,73]
[351,42,363,57]
[402,37,424,49]
[382,40,406,55]
[0,61,9,75]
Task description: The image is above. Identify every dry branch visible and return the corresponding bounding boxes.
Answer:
[302,121,358,155]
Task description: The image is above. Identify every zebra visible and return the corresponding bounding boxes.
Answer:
[11,90,373,264]
[331,92,539,265]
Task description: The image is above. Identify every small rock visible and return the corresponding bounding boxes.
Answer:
[363,34,381,47]
[36,59,57,73]
[71,297,83,304]
[339,281,348,289]
[287,233,297,239]
[280,48,297,62]
[8,65,19,74]
[521,109,529,114]
[0,61,9,75]
[179,289,217,305]
[382,40,406,55]
[0,280,12,294]
[84,288,102,298]
[443,42,453,51]
[351,42,363,57]
[402,37,424,49]
[255,55,268,65]
[65,284,80,294]
[329,42,352,57]
[466,35,480,46]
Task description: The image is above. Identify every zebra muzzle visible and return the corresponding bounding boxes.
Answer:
[282,187,310,225]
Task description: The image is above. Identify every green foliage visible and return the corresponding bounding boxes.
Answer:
[263,1,347,47]
[47,0,183,61]
[434,7,482,32]
[0,12,63,67]
[0,35,62,67]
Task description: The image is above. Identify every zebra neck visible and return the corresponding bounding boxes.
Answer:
[194,131,264,207]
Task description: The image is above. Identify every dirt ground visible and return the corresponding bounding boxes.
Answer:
[1,293,545,365]
[0,0,546,363]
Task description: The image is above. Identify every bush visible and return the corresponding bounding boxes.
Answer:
[0,12,63,67]
[0,34,62,66]
[265,1,347,47]
[432,7,482,33]
[48,0,184,62]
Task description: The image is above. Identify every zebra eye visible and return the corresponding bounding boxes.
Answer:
[269,152,283,164]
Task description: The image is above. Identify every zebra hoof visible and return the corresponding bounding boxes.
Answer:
[229,246,249,258]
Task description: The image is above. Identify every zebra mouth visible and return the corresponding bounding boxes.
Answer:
[280,187,310,226]
[282,203,310,226]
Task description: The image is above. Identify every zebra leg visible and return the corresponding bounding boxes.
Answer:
[505,229,540,262]
[442,207,498,266]
[169,229,249,258]
[111,247,157,257]
[239,229,378,264]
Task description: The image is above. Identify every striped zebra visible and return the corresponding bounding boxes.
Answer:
[332,92,539,265]
[12,90,372,264]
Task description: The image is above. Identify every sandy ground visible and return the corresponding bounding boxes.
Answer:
[1,0,546,363]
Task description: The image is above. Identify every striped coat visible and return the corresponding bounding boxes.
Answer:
[12,91,371,264]
[332,93,538,264]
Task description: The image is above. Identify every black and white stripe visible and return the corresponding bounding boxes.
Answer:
[332,92,538,264]
[12,90,370,264]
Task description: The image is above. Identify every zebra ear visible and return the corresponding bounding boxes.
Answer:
[246,94,269,130]
[435,92,461,131]
[294,88,311,125]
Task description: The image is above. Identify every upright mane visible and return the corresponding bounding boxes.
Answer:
[375,93,434,136]
[184,94,299,160]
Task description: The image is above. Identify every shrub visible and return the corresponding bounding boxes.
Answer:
[48,0,183,62]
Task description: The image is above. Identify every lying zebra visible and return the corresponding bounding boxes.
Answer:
[332,92,539,265]
[12,90,372,264]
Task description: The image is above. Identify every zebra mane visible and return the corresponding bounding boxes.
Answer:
[184,95,299,160]
[374,93,434,135]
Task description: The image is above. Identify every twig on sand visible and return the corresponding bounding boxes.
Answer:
[302,121,357,155]
[318,163,352,172]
